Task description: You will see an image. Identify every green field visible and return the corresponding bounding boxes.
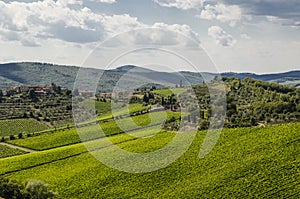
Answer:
[0,144,27,158]
[154,88,187,97]
[8,128,81,150]
[8,111,180,150]
[97,103,151,121]
[0,119,47,136]
[1,123,299,198]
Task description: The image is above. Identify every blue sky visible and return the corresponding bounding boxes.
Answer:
[0,0,299,73]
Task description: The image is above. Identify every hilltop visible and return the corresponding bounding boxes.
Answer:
[0,62,299,91]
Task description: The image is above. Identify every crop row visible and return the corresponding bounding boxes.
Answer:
[0,119,47,136]
[2,123,299,198]
[0,144,27,158]
[8,111,181,150]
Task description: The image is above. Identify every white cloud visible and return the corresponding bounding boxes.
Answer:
[203,39,300,73]
[56,0,83,6]
[240,33,251,40]
[103,14,145,35]
[266,16,300,27]
[91,0,116,4]
[197,3,243,27]
[0,0,106,45]
[208,26,236,47]
[0,0,200,48]
[99,22,201,48]
[0,0,146,46]
[153,23,200,44]
[153,0,205,10]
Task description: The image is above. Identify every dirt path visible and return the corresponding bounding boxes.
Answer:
[0,142,36,153]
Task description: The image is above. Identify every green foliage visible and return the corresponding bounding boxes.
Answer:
[0,177,24,199]
[0,123,298,198]
[0,134,137,175]
[8,111,181,150]
[154,88,186,97]
[0,178,56,199]
[23,180,57,199]
[0,87,73,127]
[0,144,27,158]
[0,144,87,175]
[0,119,47,137]
[9,135,15,140]
[8,128,81,151]
[192,78,300,129]
[97,103,151,121]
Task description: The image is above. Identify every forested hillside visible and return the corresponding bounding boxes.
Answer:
[194,77,300,129]
[0,62,299,91]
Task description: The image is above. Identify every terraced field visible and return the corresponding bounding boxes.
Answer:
[8,111,179,150]
[0,123,299,198]
[0,144,27,158]
[0,119,47,136]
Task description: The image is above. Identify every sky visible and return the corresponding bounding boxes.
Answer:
[0,0,299,73]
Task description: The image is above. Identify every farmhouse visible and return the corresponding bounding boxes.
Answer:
[3,84,64,96]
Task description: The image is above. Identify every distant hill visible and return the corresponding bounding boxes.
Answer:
[0,62,299,91]
[221,71,300,88]
[0,62,78,90]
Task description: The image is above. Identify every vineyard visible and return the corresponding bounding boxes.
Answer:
[7,111,180,150]
[0,98,73,126]
[0,123,298,198]
[0,144,27,158]
[0,119,47,136]
[0,77,299,198]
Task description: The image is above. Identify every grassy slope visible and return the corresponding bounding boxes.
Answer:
[8,112,180,150]
[0,119,47,136]
[0,145,27,158]
[153,88,187,97]
[1,123,299,198]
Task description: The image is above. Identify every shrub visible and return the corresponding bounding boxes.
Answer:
[18,132,23,139]
[0,178,24,199]
[9,135,15,140]
[0,178,57,199]
[24,180,57,199]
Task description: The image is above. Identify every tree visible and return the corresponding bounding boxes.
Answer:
[9,135,15,140]
[148,92,154,100]
[199,120,209,130]
[0,178,57,199]
[28,89,37,101]
[64,89,72,97]
[18,132,23,139]
[24,180,57,199]
[143,93,149,104]
[161,97,165,106]
[0,89,3,102]
[0,178,24,199]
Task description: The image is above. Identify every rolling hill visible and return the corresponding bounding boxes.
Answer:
[0,62,299,91]
[0,123,299,198]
